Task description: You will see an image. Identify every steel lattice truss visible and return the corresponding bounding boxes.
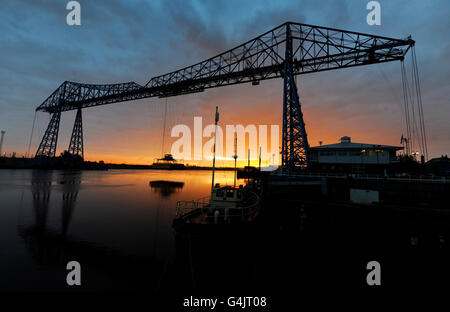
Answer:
[67,108,84,160]
[282,24,311,170]
[35,22,414,168]
[37,81,145,113]
[35,110,61,157]
[36,22,413,113]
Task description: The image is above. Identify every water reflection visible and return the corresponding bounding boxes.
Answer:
[30,170,53,232]
[18,171,112,267]
[2,169,241,291]
[4,169,450,294]
[18,170,83,265]
[149,180,184,198]
[60,171,81,235]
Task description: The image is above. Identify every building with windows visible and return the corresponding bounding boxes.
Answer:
[310,136,403,173]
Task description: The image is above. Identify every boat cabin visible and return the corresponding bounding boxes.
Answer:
[210,184,244,208]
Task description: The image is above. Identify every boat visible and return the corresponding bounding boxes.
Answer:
[152,153,185,170]
[173,183,260,231]
[172,106,261,233]
[237,165,260,179]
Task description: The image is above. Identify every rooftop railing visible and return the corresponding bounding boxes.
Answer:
[273,172,448,184]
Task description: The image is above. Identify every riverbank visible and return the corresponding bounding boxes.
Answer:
[0,156,235,171]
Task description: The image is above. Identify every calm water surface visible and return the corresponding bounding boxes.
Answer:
[3,169,450,297]
[0,169,241,291]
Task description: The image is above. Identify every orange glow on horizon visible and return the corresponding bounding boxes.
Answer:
[81,105,405,166]
[59,82,410,165]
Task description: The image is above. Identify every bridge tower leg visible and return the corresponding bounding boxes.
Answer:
[35,110,61,158]
[281,24,310,173]
[68,107,84,160]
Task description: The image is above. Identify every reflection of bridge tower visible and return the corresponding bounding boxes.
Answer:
[27,170,81,235]
[30,170,53,231]
[61,171,82,235]
[19,170,82,265]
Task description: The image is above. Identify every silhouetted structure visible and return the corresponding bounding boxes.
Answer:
[310,136,403,174]
[34,22,415,172]
[0,130,5,156]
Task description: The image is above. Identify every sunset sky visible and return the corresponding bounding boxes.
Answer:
[0,0,449,166]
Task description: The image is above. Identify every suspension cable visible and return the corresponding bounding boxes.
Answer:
[410,48,422,158]
[26,111,37,158]
[400,47,428,162]
[407,61,422,157]
[412,46,428,161]
[401,61,412,156]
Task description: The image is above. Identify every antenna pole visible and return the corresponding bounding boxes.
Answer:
[233,136,238,187]
[211,106,219,192]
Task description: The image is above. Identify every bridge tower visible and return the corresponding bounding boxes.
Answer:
[35,110,61,158]
[281,24,310,172]
[67,108,84,160]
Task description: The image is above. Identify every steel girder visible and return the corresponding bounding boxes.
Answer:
[282,24,310,171]
[36,81,145,113]
[34,22,414,165]
[35,110,61,157]
[68,108,84,160]
[35,22,413,113]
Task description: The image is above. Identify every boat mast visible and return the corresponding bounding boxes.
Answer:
[259,146,262,170]
[233,136,238,187]
[211,106,219,192]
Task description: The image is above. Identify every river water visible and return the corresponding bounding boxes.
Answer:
[2,168,450,299]
[0,169,242,292]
